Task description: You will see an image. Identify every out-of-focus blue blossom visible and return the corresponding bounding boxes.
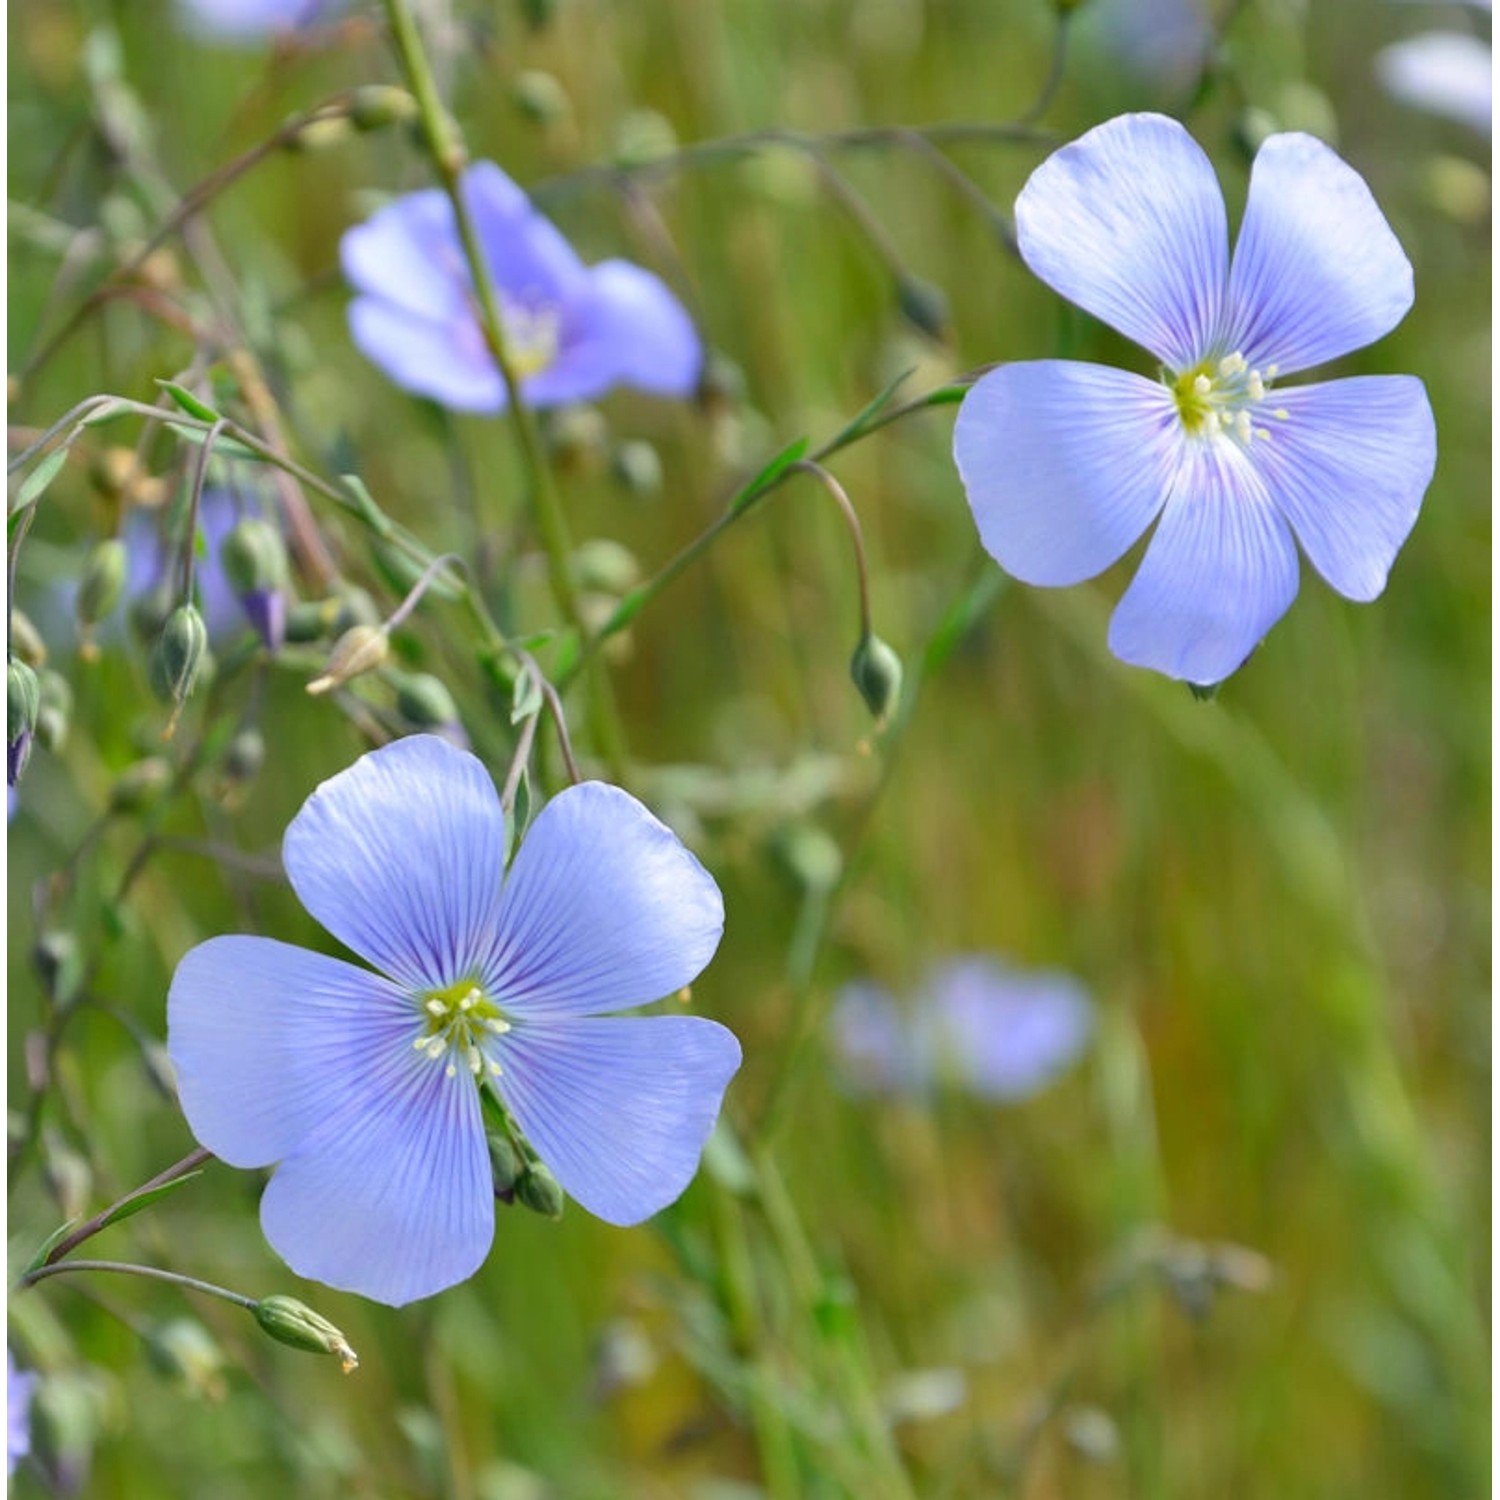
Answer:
[1377,32,1493,137]
[176,0,346,43]
[1087,0,1213,95]
[342,162,702,413]
[167,735,740,1306]
[830,957,1094,1103]
[8,1349,37,1477]
[954,113,1435,686]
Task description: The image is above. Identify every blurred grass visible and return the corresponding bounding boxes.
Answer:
[7,0,1490,1496]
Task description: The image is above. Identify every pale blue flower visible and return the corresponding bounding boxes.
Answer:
[7,1350,36,1477]
[831,957,1093,1102]
[954,113,1435,685]
[1088,0,1213,95]
[1377,32,1493,137]
[167,735,740,1306]
[342,162,702,413]
[177,0,345,42]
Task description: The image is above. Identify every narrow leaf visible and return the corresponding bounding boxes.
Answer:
[730,435,810,514]
[23,1219,82,1275]
[10,447,69,515]
[94,1170,203,1233]
[157,380,222,424]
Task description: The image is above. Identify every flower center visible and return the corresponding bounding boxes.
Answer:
[500,299,561,379]
[1170,352,1289,446]
[412,977,511,1080]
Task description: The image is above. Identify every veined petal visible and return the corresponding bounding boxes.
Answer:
[486,782,724,1019]
[528,261,701,405]
[283,735,507,992]
[167,935,414,1168]
[462,162,589,307]
[341,189,470,323]
[347,298,504,413]
[953,361,1178,586]
[1254,376,1435,601]
[260,1043,492,1306]
[495,1016,741,1225]
[1108,437,1300,683]
[1016,112,1228,369]
[1224,133,1415,375]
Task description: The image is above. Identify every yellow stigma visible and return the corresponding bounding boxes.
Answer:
[412,977,511,1079]
[501,300,562,379]
[1170,351,1288,447]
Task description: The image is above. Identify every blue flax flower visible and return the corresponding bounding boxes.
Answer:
[7,1349,36,1477]
[342,163,702,413]
[1377,31,1493,138]
[831,957,1093,1103]
[954,113,1435,685]
[177,0,345,42]
[167,734,740,1306]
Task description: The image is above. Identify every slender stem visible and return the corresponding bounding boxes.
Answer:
[789,460,872,640]
[499,708,540,817]
[179,418,228,601]
[39,1147,214,1268]
[18,1258,255,1310]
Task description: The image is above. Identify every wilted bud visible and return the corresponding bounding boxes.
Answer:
[849,632,903,724]
[611,439,663,499]
[77,539,129,633]
[35,670,73,754]
[10,610,47,669]
[251,1295,358,1373]
[895,276,950,343]
[572,539,641,596]
[146,1318,227,1401]
[109,756,172,814]
[487,1132,524,1200]
[612,108,678,169]
[307,625,389,695]
[348,85,418,132]
[149,603,208,723]
[514,1163,565,1220]
[8,656,39,784]
[395,673,461,732]
[222,726,265,786]
[34,929,84,1008]
[514,70,571,126]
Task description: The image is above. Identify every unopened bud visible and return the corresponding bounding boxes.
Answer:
[288,114,354,152]
[514,70,571,126]
[34,929,84,1008]
[487,1132,524,1200]
[514,1162,565,1220]
[895,276,950,343]
[222,726,266,785]
[109,755,172,814]
[543,404,609,475]
[146,1318,227,1402]
[395,673,461,732]
[612,108,678,169]
[129,580,174,645]
[849,632,903,724]
[9,657,39,784]
[307,625,389,695]
[251,1295,358,1373]
[149,604,208,720]
[611,439,663,499]
[77,539,129,630]
[572,538,640,596]
[220,517,287,596]
[771,822,843,894]
[348,85,418,132]
[285,598,339,644]
[10,610,46,669]
[35,670,73,754]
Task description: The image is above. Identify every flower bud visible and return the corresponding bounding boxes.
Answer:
[395,673,461,732]
[284,598,338,644]
[34,928,84,1008]
[35,670,73,754]
[222,726,265,786]
[487,1131,524,1200]
[9,656,40,783]
[10,609,47,669]
[348,85,418,132]
[572,538,641,596]
[612,108,678,169]
[611,439,663,499]
[129,580,175,645]
[514,70,571,127]
[288,115,354,153]
[109,755,172,814]
[514,1162,565,1220]
[771,822,842,895]
[149,604,208,720]
[307,625,389,695]
[89,447,142,499]
[543,403,609,475]
[895,276,950,343]
[146,1318,227,1402]
[849,632,903,724]
[220,517,287,596]
[76,539,128,632]
[251,1295,358,1373]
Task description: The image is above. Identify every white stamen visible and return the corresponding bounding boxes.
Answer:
[425,998,447,1018]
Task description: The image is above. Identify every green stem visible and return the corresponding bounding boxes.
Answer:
[18,1258,255,1310]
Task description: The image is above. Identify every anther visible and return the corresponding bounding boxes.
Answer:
[425,998,447,1018]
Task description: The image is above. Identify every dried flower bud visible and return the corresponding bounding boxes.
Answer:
[307,625,389,695]
[514,1162,565,1220]
[849,632,903,725]
[251,1295,358,1373]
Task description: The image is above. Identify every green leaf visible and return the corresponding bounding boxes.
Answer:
[510,668,543,726]
[165,422,266,464]
[10,446,69,515]
[730,435,810,514]
[337,473,396,539]
[23,1219,82,1275]
[94,1171,204,1233]
[156,380,222,424]
[835,366,915,443]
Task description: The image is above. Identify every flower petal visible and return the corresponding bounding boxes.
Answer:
[283,735,507,991]
[167,935,415,1167]
[463,162,589,307]
[341,189,470,323]
[346,298,503,413]
[1377,33,1493,139]
[1224,133,1415,375]
[1108,437,1300,683]
[527,261,701,405]
[486,782,724,1019]
[953,361,1179,586]
[1253,376,1435,601]
[1016,112,1228,368]
[260,1044,492,1306]
[496,1016,741,1225]
[829,981,921,1096]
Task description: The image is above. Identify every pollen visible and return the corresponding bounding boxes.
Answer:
[414,976,510,1079]
[1170,352,1286,448]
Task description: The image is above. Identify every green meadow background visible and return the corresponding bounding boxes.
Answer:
[7,0,1490,1495]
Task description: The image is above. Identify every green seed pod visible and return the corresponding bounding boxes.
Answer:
[284,598,339,645]
[610,439,663,499]
[849,632,904,724]
[287,114,354,153]
[543,403,609,474]
[149,604,208,710]
[514,70,571,126]
[895,275,951,343]
[348,85,418,132]
[222,726,266,785]
[109,756,173,814]
[75,540,127,627]
[251,1296,359,1373]
[8,657,40,750]
[219,517,288,596]
[395,673,460,731]
[307,625,389,696]
[572,538,641,596]
[612,108,678,170]
[514,1162,565,1220]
